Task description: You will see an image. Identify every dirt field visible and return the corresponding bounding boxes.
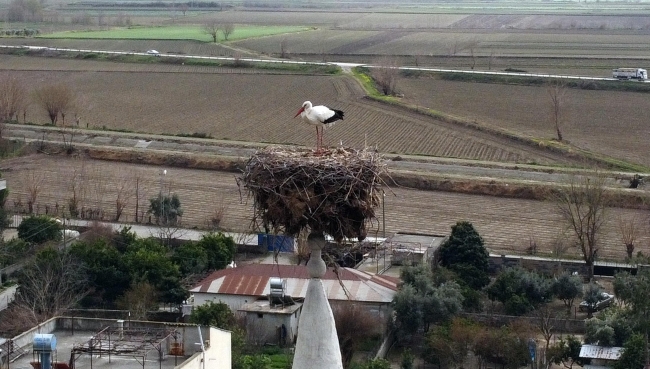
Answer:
[397,77,650,168]
[1,154,648,261]
[1,57,585,167]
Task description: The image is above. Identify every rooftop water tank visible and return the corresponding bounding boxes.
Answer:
[269,278,286,299]
[33,334,56,352]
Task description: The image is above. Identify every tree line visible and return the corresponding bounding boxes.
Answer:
[0,217,237,336]
[0,74,86,127]
[390,220,650,369]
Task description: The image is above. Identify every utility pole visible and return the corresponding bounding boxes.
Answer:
[159,169,167,245]
[382,191,386,238]
[159,170,167,223]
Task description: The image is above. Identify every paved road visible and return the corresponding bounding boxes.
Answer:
[3,44,644,82]
[3,124,647,191]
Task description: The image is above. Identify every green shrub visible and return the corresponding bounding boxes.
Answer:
[17,215,62,244]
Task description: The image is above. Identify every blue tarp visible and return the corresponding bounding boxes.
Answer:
[258,234,295,252]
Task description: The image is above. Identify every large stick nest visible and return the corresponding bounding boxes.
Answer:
[238,147,387,243]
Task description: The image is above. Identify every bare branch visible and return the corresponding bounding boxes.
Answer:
[203,21,220,43]
[14,251,88,322]
[552,174,607,281]
[26,170,43,214]
[371,57,400,96]
[618,215,640,259]
[547,82,567,141]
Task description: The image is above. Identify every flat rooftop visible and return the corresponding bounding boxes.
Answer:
[11,330,190,369]
[387,233,446,250]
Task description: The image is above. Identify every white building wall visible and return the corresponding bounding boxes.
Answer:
[176,327,231,369]
[194,293,253,312]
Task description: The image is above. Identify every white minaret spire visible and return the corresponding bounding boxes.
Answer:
[292,232,343,369]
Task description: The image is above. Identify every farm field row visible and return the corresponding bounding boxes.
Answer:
[0,37,240,57]
[0,54,296,74]
[0,62,581,166]
[44,25,309,42]
[232,28,650,59]
[396,77,650,168]
[48,10,650,30]
[2,154,647,261]
[3,54,647,168]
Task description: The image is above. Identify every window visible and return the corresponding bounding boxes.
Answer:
[257,313,264,319]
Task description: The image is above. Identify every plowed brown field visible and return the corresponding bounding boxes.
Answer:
[2,154,648,261]
[1,55,579,166]
[397,77,650,168]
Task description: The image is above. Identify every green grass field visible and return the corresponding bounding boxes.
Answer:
[41,25,309,42]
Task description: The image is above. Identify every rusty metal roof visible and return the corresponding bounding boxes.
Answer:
[190,264,399,303]
[579,345,622,360]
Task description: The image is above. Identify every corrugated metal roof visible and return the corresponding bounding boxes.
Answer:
[579,345,622,360]
[190,264,399,303]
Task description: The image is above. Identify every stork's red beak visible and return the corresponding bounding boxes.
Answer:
[293,107,304,118]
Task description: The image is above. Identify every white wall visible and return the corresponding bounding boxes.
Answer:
[194,293,252,312]
[176,327,231,369]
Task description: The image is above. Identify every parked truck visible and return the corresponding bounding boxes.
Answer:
[612,68,647,80]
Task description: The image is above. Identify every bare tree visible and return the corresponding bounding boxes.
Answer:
[280,38,289,58]
[15,250,88,324]
[553,174,607,281]
[536,306,555,369]
[0,74,28,123]
[208,195,227,230]
[222,22,235,41]
[487,50,496,70]
[371,57,400,96]
[26,170,43,214]
[32,83,77,126]
[446,36,461,56]
[73,94,92,128]
[133,172,152,223]
[333,303,380,368]
[467,38,479,70]
[550,231,570,260]
[86,163,107,220]
[68,159,88,218]
[116,282,157,320]
[619,215,640,259]
[114,171,135,222]
[203,22,220,43]
[547,82,567,141]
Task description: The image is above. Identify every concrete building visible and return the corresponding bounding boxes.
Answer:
[0,316,231,369]
[238,300,302,346]
[189,264,399,314]
[189,263,399,343]
[387,232,446,266]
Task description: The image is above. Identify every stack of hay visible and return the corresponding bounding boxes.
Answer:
[239,146,387,243]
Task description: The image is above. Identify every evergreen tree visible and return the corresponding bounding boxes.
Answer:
[438,221,490,290]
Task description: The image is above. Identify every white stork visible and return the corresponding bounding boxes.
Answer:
[293,101,344,153]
